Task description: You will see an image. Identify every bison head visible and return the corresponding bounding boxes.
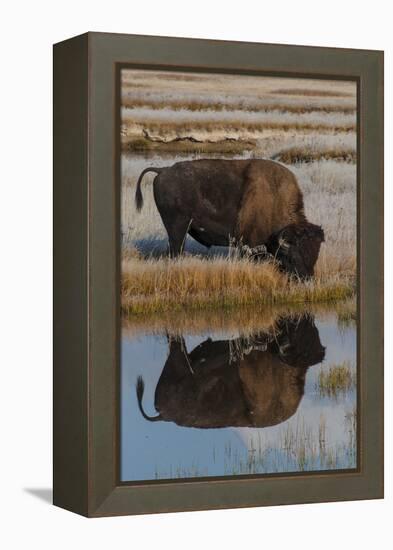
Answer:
[266,222,325,279]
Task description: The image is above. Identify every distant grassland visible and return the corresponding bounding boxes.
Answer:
[122,107,356,127]
[120,73,357,152]
[121,109,356,151]
[121,96,356,114]
[272,146,356,164]
[271,88,353,97]
[121,72,355,99]
[120,71,357,315]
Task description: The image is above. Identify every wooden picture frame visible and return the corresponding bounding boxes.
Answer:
[53,32,383,517]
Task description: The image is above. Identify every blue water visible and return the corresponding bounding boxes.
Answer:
[120,313,356,482]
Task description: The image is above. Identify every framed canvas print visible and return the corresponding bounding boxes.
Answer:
[53,32,384,517]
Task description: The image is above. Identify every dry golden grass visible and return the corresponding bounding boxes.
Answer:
[273,146,356,164]
[121,71,356,99]
[121,255,355,315]
[272,88,353,97]
[123,119,356,136]
[122,136,256,154]
[314,244,356,280]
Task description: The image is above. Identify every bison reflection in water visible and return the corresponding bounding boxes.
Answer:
[135,315,325,429]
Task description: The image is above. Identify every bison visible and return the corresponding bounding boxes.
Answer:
[135,314,325,429]
[135,159,324,278]
[266,222,325,278]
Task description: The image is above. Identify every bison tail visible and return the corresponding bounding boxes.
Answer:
[135,376,162,422]
[135,167,162,212]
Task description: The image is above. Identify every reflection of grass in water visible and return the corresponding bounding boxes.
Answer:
[154,463,209,480]
[337,298,357,328]
[317,361,356,399]
[153,410,357,479]
[228,414,356,475]
[122,298,355,337]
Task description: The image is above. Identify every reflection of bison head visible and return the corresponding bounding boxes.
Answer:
[134,159,323,277]
[266,222,325,279]
[135,315,325,429]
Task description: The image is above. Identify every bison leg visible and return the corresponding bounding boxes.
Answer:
[161,215,192,258]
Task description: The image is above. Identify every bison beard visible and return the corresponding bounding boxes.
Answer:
[135,159,323,277]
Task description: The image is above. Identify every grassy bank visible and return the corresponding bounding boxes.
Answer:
[121,255,355,315]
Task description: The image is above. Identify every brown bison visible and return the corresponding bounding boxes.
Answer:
[135,314,325,429]
[135,159,324,278]
[266,222,324,278]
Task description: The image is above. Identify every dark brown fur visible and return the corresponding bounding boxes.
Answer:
[135,159,306,255]
[266,222,325,279]
[135,315,325,429]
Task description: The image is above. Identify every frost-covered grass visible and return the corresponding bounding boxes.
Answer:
[121,70,356,99]
[122,94,356,114]
[120,72,356,150]
[121,157,356,279]
[122,106,356,127]
[121,108,355,146]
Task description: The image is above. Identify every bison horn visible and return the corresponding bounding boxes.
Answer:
[278,237,290,250]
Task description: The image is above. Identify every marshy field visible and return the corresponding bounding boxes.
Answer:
[119,70,358,481]
[120,70,357,314]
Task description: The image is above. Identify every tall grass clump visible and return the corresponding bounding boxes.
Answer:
[273,146,356,164]
[336,297,357,328]
[317,361,356,398]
